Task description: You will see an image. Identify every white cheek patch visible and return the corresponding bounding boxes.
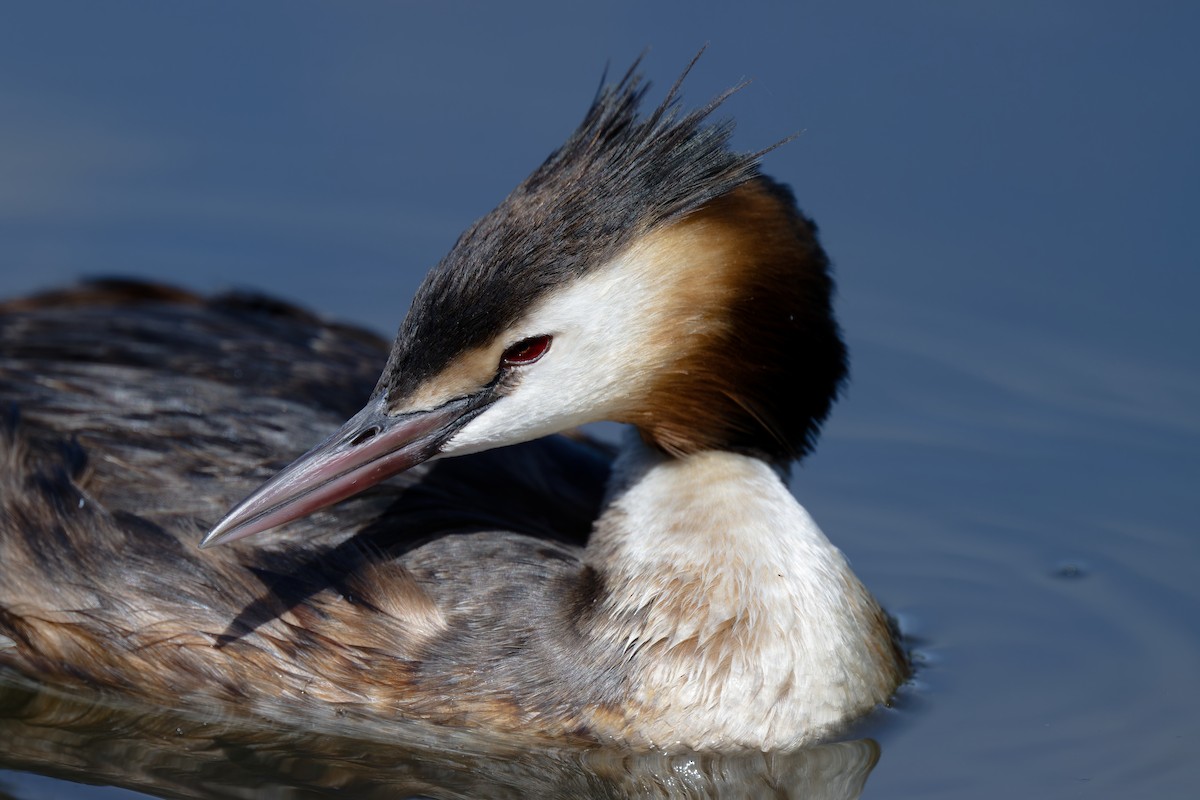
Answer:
[440,240,681,457]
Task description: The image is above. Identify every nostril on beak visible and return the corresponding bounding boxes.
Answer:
[348,427,380,447]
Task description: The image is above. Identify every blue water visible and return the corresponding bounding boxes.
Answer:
[2,2,1198,797]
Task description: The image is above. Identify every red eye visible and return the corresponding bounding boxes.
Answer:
[500,335,551,367]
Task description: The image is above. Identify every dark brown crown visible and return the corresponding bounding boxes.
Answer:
[377,59,846,463]
[378,59,762,399]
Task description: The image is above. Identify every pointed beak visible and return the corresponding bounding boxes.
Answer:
[200,392,485,548]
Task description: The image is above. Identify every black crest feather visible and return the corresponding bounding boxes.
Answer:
[380,56,764,397]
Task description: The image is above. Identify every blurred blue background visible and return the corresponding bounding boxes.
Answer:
[1,2,1198,798]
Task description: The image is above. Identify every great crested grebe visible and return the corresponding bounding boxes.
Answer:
[0,60,906,751]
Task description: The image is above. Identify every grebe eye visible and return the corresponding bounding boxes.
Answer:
[500,335,551,367]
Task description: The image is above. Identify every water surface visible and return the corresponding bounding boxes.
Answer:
[2,2,1197,798]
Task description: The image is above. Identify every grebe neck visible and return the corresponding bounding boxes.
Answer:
[582,433,903,750]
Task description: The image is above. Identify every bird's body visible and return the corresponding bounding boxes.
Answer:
[0,62,906,751]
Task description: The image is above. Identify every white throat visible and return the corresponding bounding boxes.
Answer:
[584,434,901,750]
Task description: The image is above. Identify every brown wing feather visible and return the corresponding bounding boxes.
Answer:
[0,280,610,729]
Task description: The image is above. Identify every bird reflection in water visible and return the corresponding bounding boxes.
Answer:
[0,671,885,799]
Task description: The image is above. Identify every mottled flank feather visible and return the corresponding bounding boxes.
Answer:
[0,281,616,735]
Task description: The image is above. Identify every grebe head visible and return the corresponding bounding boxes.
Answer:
[202,59,847,548]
